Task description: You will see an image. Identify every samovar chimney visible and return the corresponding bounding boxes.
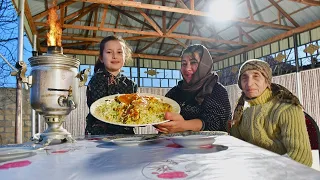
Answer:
[47,46,63,54]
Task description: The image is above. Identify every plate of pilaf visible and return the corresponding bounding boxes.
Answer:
[90,93,180,127]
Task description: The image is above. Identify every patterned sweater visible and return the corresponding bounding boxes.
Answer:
[166,81,232,132]
[86,68,137,135]
[231,88,312,166]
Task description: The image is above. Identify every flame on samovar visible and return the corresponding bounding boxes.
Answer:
[47,0,62,47]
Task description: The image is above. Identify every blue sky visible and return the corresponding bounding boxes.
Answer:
[0,1,33,88]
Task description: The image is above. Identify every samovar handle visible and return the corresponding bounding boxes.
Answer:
[76,68,90,87]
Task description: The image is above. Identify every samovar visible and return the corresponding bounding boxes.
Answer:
[23,46,89,145]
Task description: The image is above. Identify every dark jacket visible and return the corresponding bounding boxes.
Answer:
[166,81,231,132]
[86,68,137,135]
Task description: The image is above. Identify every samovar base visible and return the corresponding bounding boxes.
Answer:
[38,130,76,146]
[32,116,76,146]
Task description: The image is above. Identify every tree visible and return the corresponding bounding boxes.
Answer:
[0,0,32,88]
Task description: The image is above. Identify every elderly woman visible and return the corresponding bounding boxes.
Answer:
[230,59,312,166]
[155,44,232,134]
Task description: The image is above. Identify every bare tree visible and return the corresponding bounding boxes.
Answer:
[0,0,31,88]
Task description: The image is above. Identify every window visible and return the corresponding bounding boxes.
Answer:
[121,67,131,77]
[160,79,169,87]
[152,79,161,87]
[164,70,172,78]
[172,70,181,79]
[169,79,177,87]
[140,68,148,78]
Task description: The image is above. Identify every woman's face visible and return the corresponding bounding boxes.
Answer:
[181,52,200,83]
[99,40,125,75]
[240,70,269,99]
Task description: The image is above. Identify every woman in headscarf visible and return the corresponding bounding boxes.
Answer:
[155,44,232,133]
[230,59,312,167]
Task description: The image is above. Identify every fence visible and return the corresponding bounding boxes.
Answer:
[0,68,320,144]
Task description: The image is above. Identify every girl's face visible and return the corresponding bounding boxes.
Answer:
[99,40,125,76]
[180,52,200,83]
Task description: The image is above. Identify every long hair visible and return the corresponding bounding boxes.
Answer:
[94,35,132,73]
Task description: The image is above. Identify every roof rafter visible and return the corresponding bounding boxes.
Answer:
[109,6,154,30]
[39,47,181,61]
[32,0,76,21]
[288,0,320,6]
[52,24,249,45]
[137,37,161,53]
[75,0,294,30]
[99,5,108,28]
[214,20,320,61]
[268,0,300,27]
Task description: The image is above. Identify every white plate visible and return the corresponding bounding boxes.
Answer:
[90,93,180,127]
[0,145,37,162]
[170,135,216,148]
[109,137,157,146]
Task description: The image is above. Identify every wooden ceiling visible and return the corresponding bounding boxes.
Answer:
[20,0,320,62]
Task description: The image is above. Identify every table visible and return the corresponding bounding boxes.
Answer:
[1,135,320,180]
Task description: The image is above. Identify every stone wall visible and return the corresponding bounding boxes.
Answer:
[0,88,32,144]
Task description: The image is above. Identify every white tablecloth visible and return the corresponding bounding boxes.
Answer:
[1,135,320,180]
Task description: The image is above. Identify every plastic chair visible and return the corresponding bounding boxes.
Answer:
[304,112,320,162]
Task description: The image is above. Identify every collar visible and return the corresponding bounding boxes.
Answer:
[246,88,273,106]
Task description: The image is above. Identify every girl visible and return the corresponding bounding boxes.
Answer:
[86,35,137,135]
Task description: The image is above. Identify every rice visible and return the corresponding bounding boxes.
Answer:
[94,94,173,125]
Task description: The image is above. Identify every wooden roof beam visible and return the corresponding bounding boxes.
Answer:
[214,20,320,61]
[35,23,249,45]
[167,38,187,48]
[62,41,92,47]
[137,9,163,35]
[114,10,120,34]
[137,37,161,53]
[24,0,37,34]
[39,47,180,61]
[190,17,211,48]
[158,1,178,55]
[66,4,100,23]
[33,0,76,21]
[288,0,320,6]
[208,49,231,53]
[190,0,194,10]
[160,44,180,56]
[215,4,309,49]
[162,0,166,34]
[110,6,154,30]
[75,0,294,30]
[134,0,154,52]
[36,4,99,35]
[60,5,65,26]
[166,15,186,34]
[269,0,300,27]
[176,0,189,9]
[99,5,108,28]
[246,0,254,20]
[37,35,182,48]
[235,24,257,43]
[83,11,94,38]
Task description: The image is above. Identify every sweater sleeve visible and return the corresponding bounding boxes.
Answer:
[230,124,243,139]
[279,105,313,167]
[199,83,232,132]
